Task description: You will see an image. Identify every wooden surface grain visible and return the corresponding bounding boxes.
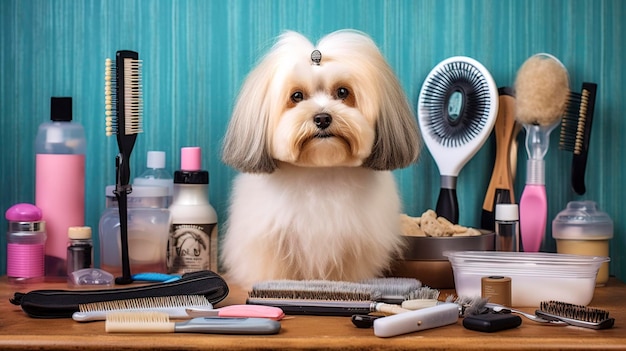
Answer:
[1,276,625,350]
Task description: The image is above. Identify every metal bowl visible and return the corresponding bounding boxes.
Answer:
[388,231,495,289]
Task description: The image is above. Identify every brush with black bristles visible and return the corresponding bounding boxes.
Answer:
[535,300,614,329]
[247,278,423,316]
[105,50,144,284]
[559,82,597,195]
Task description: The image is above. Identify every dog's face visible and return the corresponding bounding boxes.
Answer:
[270,58,377,167]
[223,30,420,173]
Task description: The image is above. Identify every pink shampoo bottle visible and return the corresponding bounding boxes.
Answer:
[35,97,86,277]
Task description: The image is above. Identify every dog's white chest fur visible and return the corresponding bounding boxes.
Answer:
[221,166,403,288]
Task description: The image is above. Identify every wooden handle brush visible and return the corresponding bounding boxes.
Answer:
[481,88,517,230]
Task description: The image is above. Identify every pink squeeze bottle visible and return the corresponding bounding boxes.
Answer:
[35,97,86,277]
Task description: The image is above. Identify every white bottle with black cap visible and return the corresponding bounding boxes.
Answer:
[166,147,218,274]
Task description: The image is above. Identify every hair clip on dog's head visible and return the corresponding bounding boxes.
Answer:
[311,50,322,65]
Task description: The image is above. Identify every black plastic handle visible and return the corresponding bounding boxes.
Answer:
[436,187,459,224]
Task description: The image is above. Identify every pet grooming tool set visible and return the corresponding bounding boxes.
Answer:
[418,56,498,224]
[105,50,144,284]
[559,82,598,195]
[514,53,570,253]
[481,88,517,230]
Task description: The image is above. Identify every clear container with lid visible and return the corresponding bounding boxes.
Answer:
[552,201,613,286]
[99,185,171,276]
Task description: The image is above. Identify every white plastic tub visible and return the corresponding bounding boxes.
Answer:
[444,251,609,307]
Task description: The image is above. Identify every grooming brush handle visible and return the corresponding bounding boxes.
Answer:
[519,184,547,252]
[436,176,458,224]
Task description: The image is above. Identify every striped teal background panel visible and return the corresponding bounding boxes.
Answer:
[1,0,625,281]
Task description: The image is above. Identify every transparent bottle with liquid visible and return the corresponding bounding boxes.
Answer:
[133,151,174,206]
[495,204,520,252]
[99,185,171,276]
[35,97,86,277]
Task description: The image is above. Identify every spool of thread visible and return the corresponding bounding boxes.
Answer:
[481,276,512,306]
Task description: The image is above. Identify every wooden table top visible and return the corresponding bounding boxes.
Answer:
[1,276,625,350]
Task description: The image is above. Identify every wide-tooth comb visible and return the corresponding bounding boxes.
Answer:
[559,82,597,195]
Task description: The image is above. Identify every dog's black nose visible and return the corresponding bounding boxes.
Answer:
[313,113,332,130]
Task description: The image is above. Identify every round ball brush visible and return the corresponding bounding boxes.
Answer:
[514,53,569,252]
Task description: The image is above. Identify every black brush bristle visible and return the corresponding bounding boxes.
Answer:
[559,83,597,154]
[558,82,597,195]
[420,60,493,147]
[539,300,611,324]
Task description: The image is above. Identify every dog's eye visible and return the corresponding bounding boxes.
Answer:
[336,87,350,100]
[290,91,304,103]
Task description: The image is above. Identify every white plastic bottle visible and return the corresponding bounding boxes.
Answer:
[133,151,174,206]
[167,147,218,274]
[35,97,86,277]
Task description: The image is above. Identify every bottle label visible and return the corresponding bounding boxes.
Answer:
[167,223,217,274]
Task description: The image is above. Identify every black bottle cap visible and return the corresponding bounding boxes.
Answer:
[174,170,209,184]
[51,97,72,122]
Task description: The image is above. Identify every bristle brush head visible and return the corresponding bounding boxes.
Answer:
[78,294,211,313]
[559,83,597,155]
[537,300,615,329]
[105,311,175,333]
[104,58,117,136]
[104,51,143,137]
[514,53,570,126]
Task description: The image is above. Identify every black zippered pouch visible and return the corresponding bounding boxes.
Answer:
[9,270,229,318]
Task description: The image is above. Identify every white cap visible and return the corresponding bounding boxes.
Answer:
[495,204,519,221]
[146,151,166,169]
[68,226,92,240]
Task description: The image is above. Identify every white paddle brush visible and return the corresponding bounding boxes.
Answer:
[418,56,498,224]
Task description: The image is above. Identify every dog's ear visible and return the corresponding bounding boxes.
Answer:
[362,73,421,171]
[222,64,277,173]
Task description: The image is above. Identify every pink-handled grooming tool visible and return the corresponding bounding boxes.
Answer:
[514,53,569,252]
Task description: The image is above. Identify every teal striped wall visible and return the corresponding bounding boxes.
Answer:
[1,0,625,281]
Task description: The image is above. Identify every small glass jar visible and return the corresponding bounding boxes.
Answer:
[99,185,171,277]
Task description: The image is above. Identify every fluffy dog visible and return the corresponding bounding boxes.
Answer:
[221,29,420,288]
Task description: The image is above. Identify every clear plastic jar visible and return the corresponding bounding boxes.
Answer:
[552,201,613,286]
[99,185,171,276]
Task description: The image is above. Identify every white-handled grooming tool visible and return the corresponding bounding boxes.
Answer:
[373,303,459,337]
[418,56,498,224]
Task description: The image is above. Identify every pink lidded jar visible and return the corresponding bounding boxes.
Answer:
[5,203,47,283]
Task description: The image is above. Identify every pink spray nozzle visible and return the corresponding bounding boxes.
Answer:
[5,203,43,222]
[181,147,202,171]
